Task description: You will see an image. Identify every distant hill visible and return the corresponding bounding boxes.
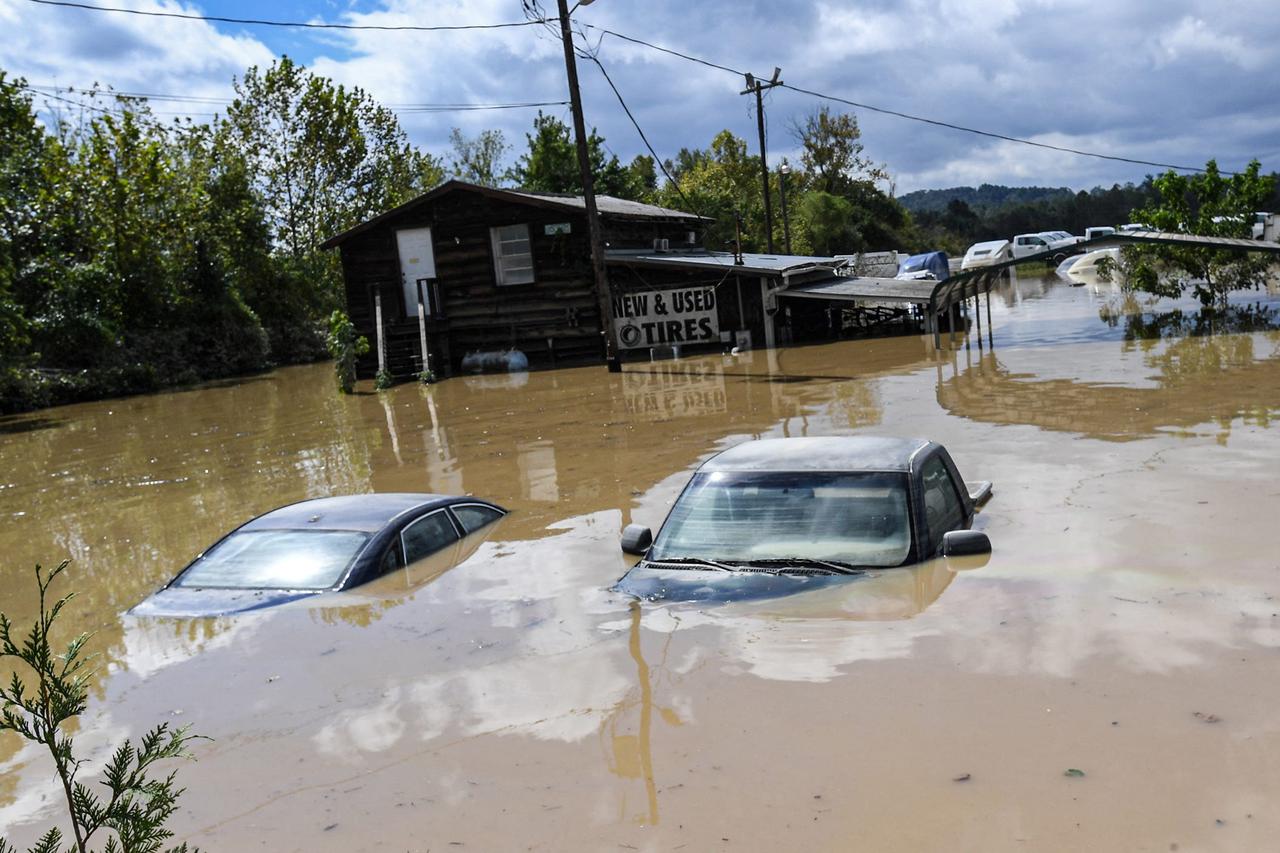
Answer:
[898,184,1075,214]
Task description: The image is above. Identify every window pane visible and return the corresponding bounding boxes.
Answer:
[921,456,964,549]
[401,511,459,564]
[492,224,535,286]
[650,472,912,567]
[177,530,369,590]
[453,505,503,534]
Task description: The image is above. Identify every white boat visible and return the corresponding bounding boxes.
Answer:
[1064,247,1122,282]
[960,239,1011,269]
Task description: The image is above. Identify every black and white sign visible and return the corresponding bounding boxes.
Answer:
[610,287,720,350]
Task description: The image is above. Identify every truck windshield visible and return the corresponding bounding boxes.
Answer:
[176,530,370,590]
[649,471,912,567]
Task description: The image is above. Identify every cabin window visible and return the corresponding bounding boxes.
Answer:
[490,224,535,286]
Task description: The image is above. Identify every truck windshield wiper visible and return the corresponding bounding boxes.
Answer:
[645,556,737,572]
[739,558,864,576]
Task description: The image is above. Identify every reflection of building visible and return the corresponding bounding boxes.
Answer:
[360,339,927,537]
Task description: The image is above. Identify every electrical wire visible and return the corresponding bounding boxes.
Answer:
[25,0,547,31]
[590,26,1235,176]
[583,53,702,221]
[16,82,567,115]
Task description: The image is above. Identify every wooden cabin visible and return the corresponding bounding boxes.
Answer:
[320,180,708,379]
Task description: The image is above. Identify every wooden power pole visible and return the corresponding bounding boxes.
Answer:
[741,69,783,254]
[557,0,622,372]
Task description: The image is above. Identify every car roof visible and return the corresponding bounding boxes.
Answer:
[240,493,471,532]
[699,437,933,473]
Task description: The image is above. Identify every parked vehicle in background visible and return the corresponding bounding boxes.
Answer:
[1117,223,1151,232]
[1042,230,1083,245]
[1084,226,1117,242]
[1255,212,1278,241]
[961,239,1011,269]
[1011,233,1076,262]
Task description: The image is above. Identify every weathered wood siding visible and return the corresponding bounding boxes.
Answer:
[335,189,698,378]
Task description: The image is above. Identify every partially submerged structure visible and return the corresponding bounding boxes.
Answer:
[324,181,1280,379]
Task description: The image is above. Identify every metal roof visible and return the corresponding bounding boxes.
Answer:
[606,250,846,276]
[780,276,937,304]
[321,180,703,249]
[503,189,702,221]
[700,437,932,473]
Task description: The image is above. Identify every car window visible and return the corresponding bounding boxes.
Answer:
[176,530,370,590]
[921,455,965,552]
[452,504,503,534]
[401,510,459,564]
[649,471,912,567]
[379,540,403,575]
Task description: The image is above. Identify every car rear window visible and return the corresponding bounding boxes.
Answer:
[650,471,912,567]
[176,530,370,590]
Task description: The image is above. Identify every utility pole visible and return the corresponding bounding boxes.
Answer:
[741,68,783,254]
[557,0,622,372]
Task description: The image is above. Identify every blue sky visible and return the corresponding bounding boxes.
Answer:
[3,0,1279,194]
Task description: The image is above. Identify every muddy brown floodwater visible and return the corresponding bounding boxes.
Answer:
[3,270,1280,851]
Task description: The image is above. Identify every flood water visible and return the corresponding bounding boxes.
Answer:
[3,270,1280,851]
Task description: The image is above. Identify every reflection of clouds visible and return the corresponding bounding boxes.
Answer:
[121,614,268,680]
[310,512,638,762]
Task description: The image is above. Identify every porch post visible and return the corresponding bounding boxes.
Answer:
[374,289,387,376]
[416,278,431,377]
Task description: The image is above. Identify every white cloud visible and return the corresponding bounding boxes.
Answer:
[2,0,1278,190]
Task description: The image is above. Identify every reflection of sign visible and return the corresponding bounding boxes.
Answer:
[622,364,727,419]
[544,222,571,235]
[611,287,720,350]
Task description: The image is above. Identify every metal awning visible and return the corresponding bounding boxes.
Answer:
[779,277,936,304]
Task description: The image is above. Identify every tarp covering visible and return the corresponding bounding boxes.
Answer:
[896,251,950,281]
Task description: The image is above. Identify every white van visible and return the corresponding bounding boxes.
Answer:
[961,239,1011,269]
[1254,212,1277,241]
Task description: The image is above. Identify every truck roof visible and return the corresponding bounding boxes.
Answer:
[699,437,933,473]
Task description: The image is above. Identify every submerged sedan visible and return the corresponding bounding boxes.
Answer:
[133,493,505,616]
[615,437,991,602]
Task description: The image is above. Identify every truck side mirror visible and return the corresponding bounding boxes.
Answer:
[621,524,653,555]
[942,529,991,557]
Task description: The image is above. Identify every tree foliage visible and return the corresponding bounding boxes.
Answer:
[448,127,509,187]
[1124,159,1276,305]
[506,112,646,199]
[0,561,202,853]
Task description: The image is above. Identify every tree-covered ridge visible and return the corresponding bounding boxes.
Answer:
[898,184,1074,214]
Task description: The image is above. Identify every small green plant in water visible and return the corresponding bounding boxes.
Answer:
[417,368,436,385]
[374,367,394,390]
[324,310,369,394]
[0,561,202,853]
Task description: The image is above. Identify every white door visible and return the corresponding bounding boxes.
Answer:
[395,227,436,317]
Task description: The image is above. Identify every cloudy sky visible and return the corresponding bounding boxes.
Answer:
[4,0,1279,193]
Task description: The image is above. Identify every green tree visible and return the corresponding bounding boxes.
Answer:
[0,73,42,382]
[506,112,642,199]
[1126,159,1276,305]
[1,561,201,853]
[222,56,441,306]
[657,130,764,250]
[794,106,886,196]
[325,309,369,394]
[448,127,510,186]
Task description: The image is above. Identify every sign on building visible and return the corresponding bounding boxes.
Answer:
[610,286,720,350]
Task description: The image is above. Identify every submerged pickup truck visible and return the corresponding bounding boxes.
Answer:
[615,436,992,602]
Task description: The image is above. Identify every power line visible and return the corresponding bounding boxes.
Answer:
[591,26,1234,176]
[584,54,701,220]
[18,83,567,114]
[25,0,547,31]
[778,82,1229,176]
